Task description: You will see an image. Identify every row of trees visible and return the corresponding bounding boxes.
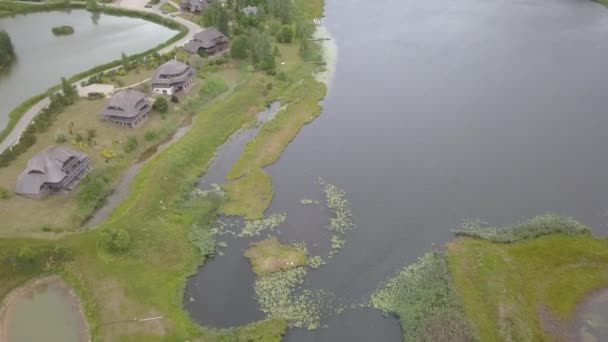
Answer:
[199,0,313,74]
[0,30,15,69]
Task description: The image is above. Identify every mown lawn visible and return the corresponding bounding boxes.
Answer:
[446,234,608,341]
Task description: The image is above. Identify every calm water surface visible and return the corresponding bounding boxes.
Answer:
[0,10,176,130]
[6,282,87,342]
[188,0,608,339]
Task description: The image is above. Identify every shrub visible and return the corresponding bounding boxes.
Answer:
[123,136,138,153]
[101,229,132,253]
[231,35,249,59]
[51,25,74,36]
[100,149,117,161]
[278,25,295,43]
[55,131,68,143]
[276,71,287,82]
[170,94,179,103]
[0,186,10,199]
[144,129,157,141]
[17,247,37,264]
[76,171,112,220]
[153,96,169,113]
[452,214,592,243]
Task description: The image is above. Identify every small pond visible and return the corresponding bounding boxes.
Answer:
[1,277,88,342]
[0,9,177,130]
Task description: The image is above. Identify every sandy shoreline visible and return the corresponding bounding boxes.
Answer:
[0,275,90,342]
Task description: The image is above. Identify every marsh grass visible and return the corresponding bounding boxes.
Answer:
[371,251,475,342]
[452,214,591,243]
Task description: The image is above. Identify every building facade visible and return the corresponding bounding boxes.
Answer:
[16,145,91,198]
[101,89,151,128]
[151,60,195,95]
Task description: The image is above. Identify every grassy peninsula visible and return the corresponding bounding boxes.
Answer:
[52,25,75,36]
[0,0,327,341]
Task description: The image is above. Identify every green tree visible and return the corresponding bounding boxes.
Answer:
[60,77,77,103]
[121,52,131,71]
[217,10,230,36]
[123,136,138,153]
[101,229,132,253]
[86,0,100,11]
[0,30,15,69]
[278,25,295,44]
[153,97,169,113]
[249,30,272,65]
[230,35,249,59]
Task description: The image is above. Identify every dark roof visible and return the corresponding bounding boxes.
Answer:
[101,89,149,119]
[184,28,227,53]
[16,145,86,196]
[241,6,257,15]
[152,60,194,85]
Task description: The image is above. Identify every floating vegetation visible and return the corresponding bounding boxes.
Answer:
[239,213,287,237]
[370,251,475,342]
[320,178,354,234]
[453,214,591,243]
[308,256,326,268]
[300,198,320,205]
[193,184,225,198]
[189,222,216,257]
[254,267,332,329]
[319,178,354,256]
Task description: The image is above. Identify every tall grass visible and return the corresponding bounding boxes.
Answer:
[452,214,591,243]
[371,251,476,342]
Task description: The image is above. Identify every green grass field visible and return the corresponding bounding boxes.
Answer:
[447,234,608,341]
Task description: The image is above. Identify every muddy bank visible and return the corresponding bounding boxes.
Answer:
[0,275,89,342]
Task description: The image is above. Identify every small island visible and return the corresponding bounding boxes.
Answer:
[51,25,75,36]
[0,29,15,70]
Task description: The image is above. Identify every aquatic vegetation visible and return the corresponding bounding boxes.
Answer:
[371,251,475,342]
[238,213,287,237]
[245,237,307,276]
[318,178,354,256]
[320,178,354,234]
[453,214,591,243]
[300,198,319,205]
[308,256,325,268]
[51,25,75,36]
[254,267,332,329]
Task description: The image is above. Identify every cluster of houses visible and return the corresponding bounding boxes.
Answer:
[14,5,240,198]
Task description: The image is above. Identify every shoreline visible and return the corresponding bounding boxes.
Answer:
[0,275,90,342]
[0,1,197,152]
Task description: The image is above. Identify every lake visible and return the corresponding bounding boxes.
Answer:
[272,0,608,339]
[187,0,608,339]
[0,9,177,130]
